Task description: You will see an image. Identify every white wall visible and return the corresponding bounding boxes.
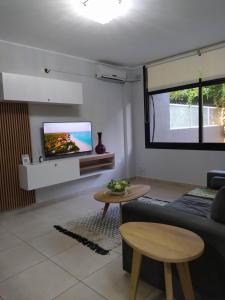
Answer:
[132,67,225,186]
[0,40,134,202]
[3,38,224,197]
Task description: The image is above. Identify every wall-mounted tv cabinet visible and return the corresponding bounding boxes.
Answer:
[19,153,115,191]
[0,72,83,105]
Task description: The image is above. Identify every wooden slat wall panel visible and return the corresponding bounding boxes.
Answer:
[0,102,35,211]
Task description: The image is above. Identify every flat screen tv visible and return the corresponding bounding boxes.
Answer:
[43,122,93,158]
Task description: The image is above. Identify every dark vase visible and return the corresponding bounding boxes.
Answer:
[95,132,106,154]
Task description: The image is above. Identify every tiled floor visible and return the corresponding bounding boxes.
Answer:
[0,178,195,300]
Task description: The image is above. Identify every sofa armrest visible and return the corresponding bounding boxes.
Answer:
[207,170,225,189]
[122,201,225,257]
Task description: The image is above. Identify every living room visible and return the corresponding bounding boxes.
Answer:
[0,1,225,300]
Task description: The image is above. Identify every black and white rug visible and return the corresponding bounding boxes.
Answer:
[54,196,169,255]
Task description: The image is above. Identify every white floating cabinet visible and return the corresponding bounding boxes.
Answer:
[0,73,83,105]
[19,153,115,191]
[19,158,80,190]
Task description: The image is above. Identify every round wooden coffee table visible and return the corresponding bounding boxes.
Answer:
[94,184,150,220]
[120,222,204,300]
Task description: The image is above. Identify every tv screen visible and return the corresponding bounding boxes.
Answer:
[43,122,93,158]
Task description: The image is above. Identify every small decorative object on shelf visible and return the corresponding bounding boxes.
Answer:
[107,179,130,195]
[21,154,30,166]
[95,132,106,154]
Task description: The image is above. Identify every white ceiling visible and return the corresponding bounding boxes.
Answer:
[0,0,225,66]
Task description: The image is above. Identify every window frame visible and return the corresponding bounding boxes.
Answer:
[144,67,225,151]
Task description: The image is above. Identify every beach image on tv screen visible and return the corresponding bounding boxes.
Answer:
[44,122,92,157]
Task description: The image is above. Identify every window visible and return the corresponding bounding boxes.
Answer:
[145,78,225,150]
[149,86,199,143]
[202,82,225,143]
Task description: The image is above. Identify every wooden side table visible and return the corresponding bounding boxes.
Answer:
[120,222,204,300]
[94,184,150,220]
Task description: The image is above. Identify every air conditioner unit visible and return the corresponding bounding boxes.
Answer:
[96,65,127,83]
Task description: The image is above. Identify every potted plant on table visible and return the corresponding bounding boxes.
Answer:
[107,179,130,195]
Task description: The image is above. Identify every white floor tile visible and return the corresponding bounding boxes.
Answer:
[0,211,39,229]
[84,256,153,300]
[31,203,66,218]
[28,230,78,258]
[8,218,53,241]
[0,231,22,252]
[0,226,6,234]
[54,282,105,300]
[0,243,45,282]
[51,244,118,280]
[0,260,77,300]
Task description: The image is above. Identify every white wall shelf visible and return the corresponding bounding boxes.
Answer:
[79,153,115,174]
[79,169,112,179]
[0,72,83,105]
[19,153,115,191]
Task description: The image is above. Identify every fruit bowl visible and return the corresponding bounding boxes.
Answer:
[107,179,130,196]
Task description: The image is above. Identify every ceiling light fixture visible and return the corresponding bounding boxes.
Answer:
[73,0,132,24]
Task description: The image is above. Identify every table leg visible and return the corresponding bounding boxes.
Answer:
[119,203,123,224]
[102,203,110,219]
[176,262,195,300]
[129,250,142,300]
[164,262,173,300]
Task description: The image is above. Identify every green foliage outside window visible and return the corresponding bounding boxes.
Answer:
[170,83,225,107]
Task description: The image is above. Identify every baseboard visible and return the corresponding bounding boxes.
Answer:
[132,176,201,187]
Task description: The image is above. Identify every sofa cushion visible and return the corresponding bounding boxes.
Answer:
[211,186,225,224]
[207,170,225,188]
[166,195,211,218]
[211,176,225,189]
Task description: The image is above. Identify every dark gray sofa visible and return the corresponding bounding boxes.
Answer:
[121,172,225,300]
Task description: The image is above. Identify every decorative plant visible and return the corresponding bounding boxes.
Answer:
[107,179,130,193]
[170,84,225,107]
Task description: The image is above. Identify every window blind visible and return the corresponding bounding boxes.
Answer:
[147,55,200,91]
[147,46,225,91]
[202,47,225,81]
